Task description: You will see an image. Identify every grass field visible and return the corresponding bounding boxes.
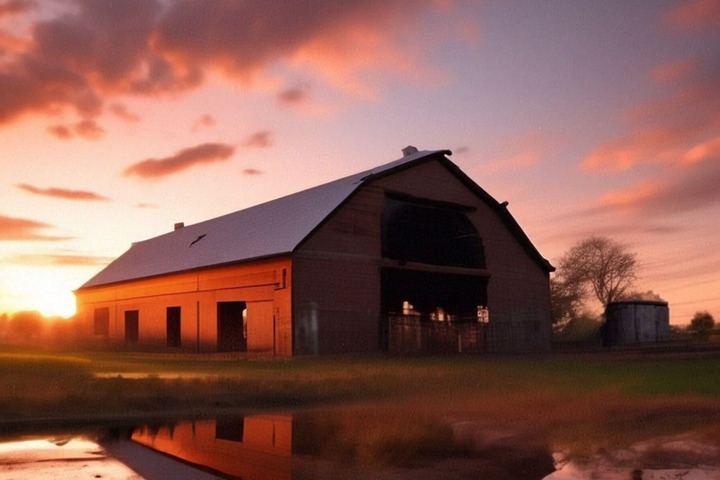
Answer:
[1,347,719,453]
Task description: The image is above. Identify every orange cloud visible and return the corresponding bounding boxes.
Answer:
[0,214,70,241]
[596,181,662,215]
[663,0,720,31]
[16,184,110,201]
[683,136,720,164]
[123,142,236,179]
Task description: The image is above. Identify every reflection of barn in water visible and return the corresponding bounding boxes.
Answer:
[76,147,553,355]
[131,416,292,480]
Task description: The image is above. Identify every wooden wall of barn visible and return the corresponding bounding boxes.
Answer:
[292,182,384,354]
[293,158,551,354]
[75,257,293,355]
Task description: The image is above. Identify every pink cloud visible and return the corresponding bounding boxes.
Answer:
[123,142,236,179]
[241,130,273,149]
[587,156,720,218]
[582,58,720,172]
[0,214,70,241]
[277,86,309,105]
[663,0,720,31]
[16,183,109,201]
[242,168,263,176]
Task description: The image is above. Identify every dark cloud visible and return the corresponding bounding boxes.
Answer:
[0,0,439,126]
[123,142,236,179]
[16,184,110,201]
[241,130,273,148]
[0,214,70,241]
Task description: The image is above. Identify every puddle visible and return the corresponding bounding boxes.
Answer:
[1,409,719,480]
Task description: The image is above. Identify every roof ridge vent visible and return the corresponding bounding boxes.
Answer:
[402,145,418,156]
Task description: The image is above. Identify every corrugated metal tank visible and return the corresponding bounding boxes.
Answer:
[603,300,670,346]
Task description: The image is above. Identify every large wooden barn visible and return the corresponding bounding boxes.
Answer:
[75,147,554,355]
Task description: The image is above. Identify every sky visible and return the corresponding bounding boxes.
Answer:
[0,0,718,324]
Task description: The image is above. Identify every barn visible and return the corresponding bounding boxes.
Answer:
[75,147,554,355]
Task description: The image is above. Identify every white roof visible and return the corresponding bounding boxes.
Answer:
[80,149,448,288]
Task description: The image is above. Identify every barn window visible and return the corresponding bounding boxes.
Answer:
[166,306,181,348]
[94,307,109,336]
[382,196,485,268]
[124,310,139,344]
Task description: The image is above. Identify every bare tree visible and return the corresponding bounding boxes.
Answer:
[557,236,638,308]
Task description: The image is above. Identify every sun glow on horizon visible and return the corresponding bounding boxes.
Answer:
[0,266,78,318]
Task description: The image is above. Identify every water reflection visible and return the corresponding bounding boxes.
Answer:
[129,415,291,479]
[2,411,720,480]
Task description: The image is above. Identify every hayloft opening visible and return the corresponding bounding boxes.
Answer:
[217,301,247,352]
[382,195,485,268]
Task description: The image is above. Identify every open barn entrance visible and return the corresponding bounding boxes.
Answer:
[217,301,247,352]
[380,194,489,353]
[380,269,488,353]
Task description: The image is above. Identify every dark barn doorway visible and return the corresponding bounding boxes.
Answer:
[166,306,181,348]
[380,194,489,353]
[124,310,139,344]
[380,269,488,353]
[217,301,247,352]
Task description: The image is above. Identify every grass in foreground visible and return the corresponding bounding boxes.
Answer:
[1,349,719,435]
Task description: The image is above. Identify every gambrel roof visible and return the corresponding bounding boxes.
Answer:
[80,149,552,289]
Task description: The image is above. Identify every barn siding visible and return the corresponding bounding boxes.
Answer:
[293,184,384,354]
[372,161,551,351]
[293,159,551,354]
[75,257,293,355]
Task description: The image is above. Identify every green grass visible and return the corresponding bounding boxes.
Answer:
[1,348,719,435]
